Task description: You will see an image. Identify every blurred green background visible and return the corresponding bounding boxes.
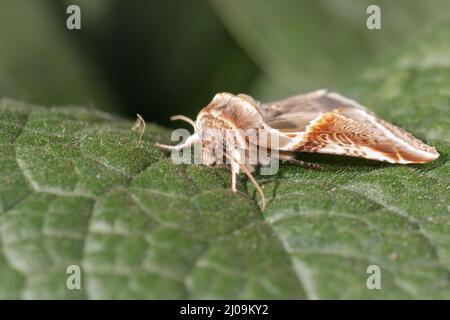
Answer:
[1,0,450,126]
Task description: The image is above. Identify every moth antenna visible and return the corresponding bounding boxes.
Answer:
[170,115,198,132]
[221,149,266,211]
[131,113,145,147]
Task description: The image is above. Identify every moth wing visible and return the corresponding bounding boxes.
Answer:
[260,90,439,163]
[261,89,369,135]
[259,89,367,119]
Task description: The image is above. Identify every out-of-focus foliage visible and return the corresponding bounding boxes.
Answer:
[1,0,450,124]
[0,1,117,112]
[0,0,259,125]
[210,0,450,99]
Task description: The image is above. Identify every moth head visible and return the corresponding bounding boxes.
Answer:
[200,128,227,166]
[201,139,217,166]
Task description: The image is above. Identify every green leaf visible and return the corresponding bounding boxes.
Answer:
[0,24,449,299]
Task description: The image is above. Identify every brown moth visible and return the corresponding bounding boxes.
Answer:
[155,89,439,210]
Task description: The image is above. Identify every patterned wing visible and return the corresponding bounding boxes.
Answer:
[261,90,439,163]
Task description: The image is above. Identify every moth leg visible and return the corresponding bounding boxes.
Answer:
[224,148,266,211]
[277,153,324,170]
[230,149,241,193]
[155,134,200,151]
[131,114,145,147]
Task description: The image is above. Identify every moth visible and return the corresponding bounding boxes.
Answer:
[155,89,439,210]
